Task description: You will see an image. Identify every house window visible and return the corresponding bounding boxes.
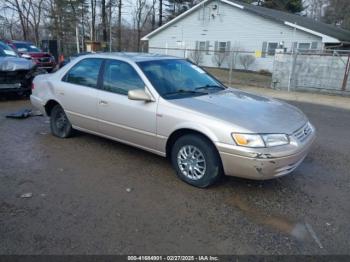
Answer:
[219,42,227,53]
[298,43,311,50]
[198,41,206,51]
[267,42,278,56]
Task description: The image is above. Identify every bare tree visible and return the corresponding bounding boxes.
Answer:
[3,0,31,40]
[133,0,153,51]
[158,0,163,26]
[90,0,97,41]
[189,49,204,65]
[306,0,328,20]
[323,0,350,30]
[239,54,256,70]
[212,50,229,68]
[28,0,44,45]
[101,0,107,44]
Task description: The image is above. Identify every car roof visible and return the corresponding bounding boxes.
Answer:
[82,52,180,63]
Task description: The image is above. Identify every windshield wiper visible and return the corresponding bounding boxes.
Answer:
[195,85,224,91]
[163,89,208,97]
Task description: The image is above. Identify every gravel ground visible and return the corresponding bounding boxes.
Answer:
[0,97,349,255]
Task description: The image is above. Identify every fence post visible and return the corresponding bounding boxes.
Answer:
[229,49,233,86]
[342,54,350,91]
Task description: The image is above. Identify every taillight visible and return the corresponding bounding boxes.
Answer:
[31,83,35,90]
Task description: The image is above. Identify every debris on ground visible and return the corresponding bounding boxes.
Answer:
[20,193,33,198]
[126,188,132,193]
[6,109,43,119]
[305,222,324,249]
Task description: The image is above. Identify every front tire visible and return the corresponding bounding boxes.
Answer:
[171,134,222,188]
[50,104,73,138]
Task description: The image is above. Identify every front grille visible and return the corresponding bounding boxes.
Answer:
[294,122,312,143]
[39,57,50,63]
[0,70,29,84]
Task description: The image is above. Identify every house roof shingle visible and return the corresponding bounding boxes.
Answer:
[227,0,350,42]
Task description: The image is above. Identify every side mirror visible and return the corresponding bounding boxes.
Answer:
[128,89,153,102]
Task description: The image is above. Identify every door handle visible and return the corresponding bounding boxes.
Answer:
[99,100,108,105]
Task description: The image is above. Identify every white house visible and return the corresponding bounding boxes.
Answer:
[141,0,350,71]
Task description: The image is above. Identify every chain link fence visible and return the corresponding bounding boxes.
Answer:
[148,45,350,95]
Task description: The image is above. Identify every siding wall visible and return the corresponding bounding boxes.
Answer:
[147,0,323,71]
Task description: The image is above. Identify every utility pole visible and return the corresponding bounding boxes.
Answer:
[118,0,122,51]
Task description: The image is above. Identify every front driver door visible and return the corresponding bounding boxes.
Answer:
[97,59,158,152]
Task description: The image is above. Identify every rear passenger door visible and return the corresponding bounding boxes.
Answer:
[97,59,158,152]
[59,58,103,132]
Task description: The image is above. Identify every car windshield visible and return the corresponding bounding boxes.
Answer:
[14,43,41,53]
[137,59,225,99]
[0,42,18,57]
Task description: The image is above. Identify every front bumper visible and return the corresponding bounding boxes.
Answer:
[216,124,316,180]
[0,83,31,93]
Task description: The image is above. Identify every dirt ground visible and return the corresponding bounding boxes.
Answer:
[0,97,350,255]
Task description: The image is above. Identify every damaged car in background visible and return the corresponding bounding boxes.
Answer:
[0,41,46,97]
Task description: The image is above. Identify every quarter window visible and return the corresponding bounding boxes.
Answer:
[102,60,144,95]
[63,58,103,88]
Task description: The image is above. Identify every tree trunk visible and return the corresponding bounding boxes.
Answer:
[14,0,27,40]
[101,0,108,44]
[91,0,96,41]
[158,0,162,27]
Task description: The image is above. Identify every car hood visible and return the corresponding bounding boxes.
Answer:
[27,52,51,58]
[169,88,307,134]
[0,56,35,71]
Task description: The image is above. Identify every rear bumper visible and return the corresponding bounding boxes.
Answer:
[216,129,316,180]
[30,95,46,115]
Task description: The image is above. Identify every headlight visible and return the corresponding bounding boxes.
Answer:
[262,134,289,147]
[21,54,32,59]
[232,133,265,148]
[232,133,289,148]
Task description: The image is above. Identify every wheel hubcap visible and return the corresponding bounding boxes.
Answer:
[177,145,206,180]
[56,111,67,131]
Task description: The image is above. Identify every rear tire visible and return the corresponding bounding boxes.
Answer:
[171,134,222,188]
[50,104,73,138]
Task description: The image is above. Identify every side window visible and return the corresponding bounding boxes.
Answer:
[63,58,102,88]
[102,60,145,95]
